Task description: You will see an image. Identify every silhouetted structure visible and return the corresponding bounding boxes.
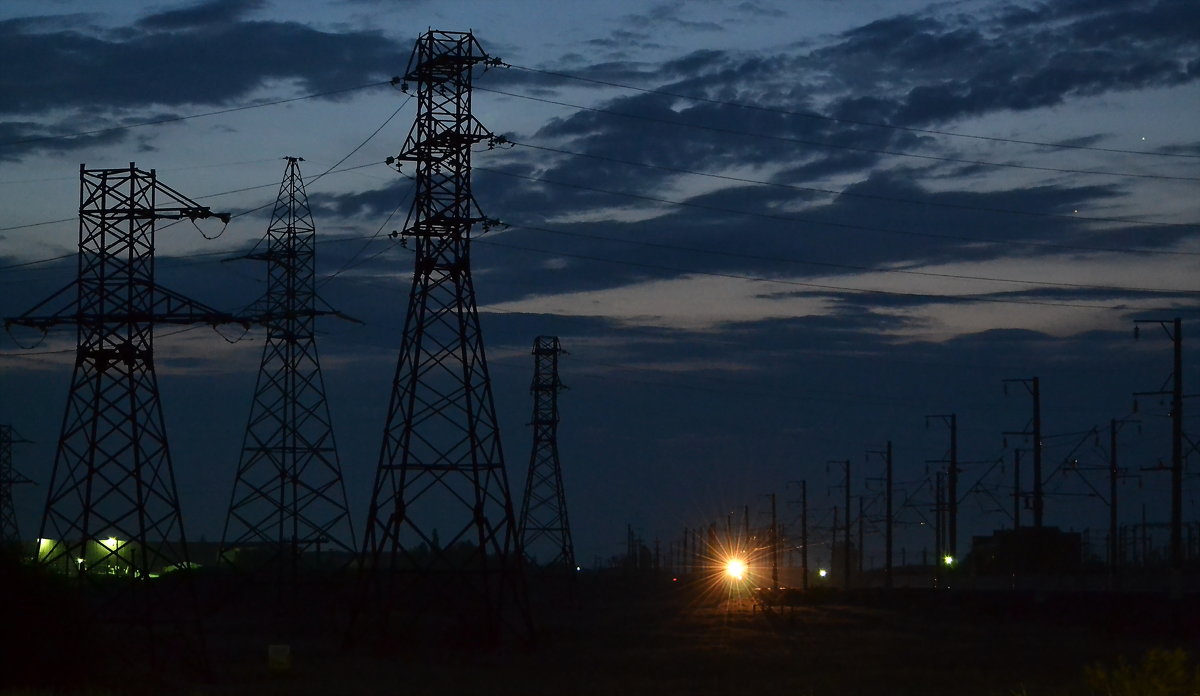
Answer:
[221,157,354,580]
[1134,317,1184,593]
[518,336,575,572]
[926,414,958,560]
[4,164,233,670]
[7,164,233,582]
[970,527,1082,575]
[0,425,32,545]
[1003,377,1043,527]
[361,30,529,642]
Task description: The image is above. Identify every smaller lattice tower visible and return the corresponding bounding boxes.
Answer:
[220,157,355,582]
[518,336,575,572]
[0,425,32,547]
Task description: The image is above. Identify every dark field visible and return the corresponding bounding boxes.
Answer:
[9,568,1200,696]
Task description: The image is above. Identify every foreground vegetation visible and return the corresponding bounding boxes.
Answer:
[4,563,1199,695]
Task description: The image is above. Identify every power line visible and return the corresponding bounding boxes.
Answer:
[475,230,1165,311]
[484,199,1200,297]
[0,218,75,233]
[244,96,411,256]
[0,161,387,238]
[479,165,1200,265]
[498,141,1194,232]
[504,63,1200,160]
[0,231,392,279]
[0,80,395,150]
[476,86,1200,183]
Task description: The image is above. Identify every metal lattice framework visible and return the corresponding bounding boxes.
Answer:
[0,425,32,545]
[221,157,354,579]
[6,164,234,582]
[362,30,528,639]
[518,336,575,571]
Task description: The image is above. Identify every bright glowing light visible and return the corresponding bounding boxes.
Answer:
[818,568,828,578]
[943,555,954,566]
[724,558,747,580]
[101,537,119,550]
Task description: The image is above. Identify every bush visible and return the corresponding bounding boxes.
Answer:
[1083,648,1200,696]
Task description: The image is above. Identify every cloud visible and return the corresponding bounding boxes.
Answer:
[814,0,1200,127]
[136,0,266,30]
[0,18,401,116]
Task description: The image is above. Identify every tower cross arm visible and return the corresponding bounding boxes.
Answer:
[153,283,251,326]
[150,177,232,223]
[4,279,80,331]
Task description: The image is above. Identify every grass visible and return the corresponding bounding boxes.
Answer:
[4,571,1198,695]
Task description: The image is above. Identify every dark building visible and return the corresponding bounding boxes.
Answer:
[970,527,1082,575]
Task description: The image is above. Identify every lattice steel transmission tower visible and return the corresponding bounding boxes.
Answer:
[518,336,575,571]
[220,157,354,580]
[362,30,528,641]
[5,163,234,584]
[0,425,33,546]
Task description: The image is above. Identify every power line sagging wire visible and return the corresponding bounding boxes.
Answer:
[476,163,1200,260]
[0,80,395,151]
[473,229,1164,312]
[476,86,1200,183]
[503,63,1200,160]
[495,140,1195,232]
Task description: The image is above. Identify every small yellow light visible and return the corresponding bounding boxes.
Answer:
[943,555,954,566]
[818,568,828,578]
[725,559,747,580]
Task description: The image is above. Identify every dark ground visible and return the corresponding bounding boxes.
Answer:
[5,566,1199,695]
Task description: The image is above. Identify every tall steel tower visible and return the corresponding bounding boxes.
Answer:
[518,336,575,572]
[220,157,354,580]
[362,30,528,641]
[0,425,32,546]
[5,163,233,584]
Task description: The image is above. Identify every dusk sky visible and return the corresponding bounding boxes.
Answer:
[2,0,1198,568]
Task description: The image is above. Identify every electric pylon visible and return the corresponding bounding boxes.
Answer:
[4,163,235,669]
[0,425,33,546]
[6,163,234,582]
[518,336,576,572]
[220,157,355,581]
[362,30,528,643]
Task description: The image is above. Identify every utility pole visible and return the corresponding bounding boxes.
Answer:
[832,505,838,584]
[801,480,809,590]
[1013,448,1021,531]
[743,504,750,550]
[885,442,892,588]
[362,30,528,642]
[934,471,945,589]
[770,493,778,590]
[1003,377,1042,528]
[1110,420,1118,576]
[830,459,851,590]
[857,495,864,580]
[1134,318,1184,595]
[1106,418,1137,585]
[926,414,958,560]
[867,443,894,588]
[0,425,32,546]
